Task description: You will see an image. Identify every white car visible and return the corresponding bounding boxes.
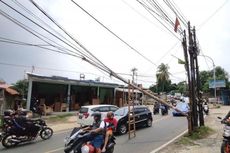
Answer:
[77,104,119,126]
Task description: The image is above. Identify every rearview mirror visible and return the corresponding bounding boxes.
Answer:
[217,116,222,120]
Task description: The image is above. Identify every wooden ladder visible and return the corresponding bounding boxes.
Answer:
[128,81,136,139]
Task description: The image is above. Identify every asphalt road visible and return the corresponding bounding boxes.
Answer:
[0,113,187,153]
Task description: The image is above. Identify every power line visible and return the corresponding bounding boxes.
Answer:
[163,0,187,28]
[71,0,157,67]
[30,0,113,75]
[198,0,229,30]
[0,36,81,58]
[11,0,79,50]
[136,0,182,41]
[0,1,83,58]
[1,0,111,75]
[0,0,86,56]
[156,42,180,63]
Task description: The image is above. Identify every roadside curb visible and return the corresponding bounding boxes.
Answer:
[150,129,188,153]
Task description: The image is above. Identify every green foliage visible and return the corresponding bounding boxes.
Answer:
[12,79,28,99]
[199,66,229,94]
[185,126,214,140]
[156,63,171,92]
[176,137,196,146]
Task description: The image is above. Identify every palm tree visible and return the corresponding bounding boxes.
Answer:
[156,63,170,92]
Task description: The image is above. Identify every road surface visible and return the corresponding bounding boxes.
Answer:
[0,113,187,153]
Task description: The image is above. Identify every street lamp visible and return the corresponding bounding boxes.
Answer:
[199,55,216,99]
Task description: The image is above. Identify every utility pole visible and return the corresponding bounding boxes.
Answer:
[131,68,138,103]
[188,22,198,129]
[213,64,216,103]
[182,30,193,134]
[193,27,204,126]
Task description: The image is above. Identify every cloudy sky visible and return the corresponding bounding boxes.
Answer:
[0,0,229,88]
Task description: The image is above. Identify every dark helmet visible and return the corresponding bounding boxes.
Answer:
[4,109,14,116]
[91,112,102,120]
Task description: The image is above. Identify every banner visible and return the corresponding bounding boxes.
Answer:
[209,80,226,88]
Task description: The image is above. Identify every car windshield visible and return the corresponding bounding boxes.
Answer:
[79,107,88,113]
[176,102,189,111]
[114,107,128,116]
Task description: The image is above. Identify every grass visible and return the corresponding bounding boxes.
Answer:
[177,126,214,146]
[47,113,74,122]
[176,137,196,146]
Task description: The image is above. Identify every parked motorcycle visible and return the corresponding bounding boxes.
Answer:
[64,127,116,153]
[218,117,230,153]
[0,111,53,148]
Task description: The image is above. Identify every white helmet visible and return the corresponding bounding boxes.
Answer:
[81,145,89,153]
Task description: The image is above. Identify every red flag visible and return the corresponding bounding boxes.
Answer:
[174,17,180,32]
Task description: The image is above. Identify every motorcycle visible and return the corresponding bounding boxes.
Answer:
[31,97,42,117]
[64,127,116,153]
[203,105,209,115]
[218,117,230,153]
[160,105,168,116]
[153,103,160,115]
[0,114,53,148]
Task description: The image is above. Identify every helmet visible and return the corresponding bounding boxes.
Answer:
[4,109,14,116]
[91,112,101,120]
[81,144,94,153]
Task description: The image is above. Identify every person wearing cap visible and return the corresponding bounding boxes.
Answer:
[102,111,117,153]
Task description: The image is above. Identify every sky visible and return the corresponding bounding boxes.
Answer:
[0,0,229,88]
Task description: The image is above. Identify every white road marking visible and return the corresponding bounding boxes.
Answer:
[48,115,172,153]
[149,129,188,153]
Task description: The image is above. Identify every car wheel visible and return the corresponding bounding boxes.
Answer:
[119,124,127,135]
[146,119,152,127]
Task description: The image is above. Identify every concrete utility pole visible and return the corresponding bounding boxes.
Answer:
[199,55,216,100]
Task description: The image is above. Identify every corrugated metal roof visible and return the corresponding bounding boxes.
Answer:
[0,84,19,95]
[27,73,120,88]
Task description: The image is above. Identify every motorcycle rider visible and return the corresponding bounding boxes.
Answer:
[222,111,230,124]
[13,111,39,137]
[82,112,106,153]
[102,111,117,153]
[203,100,209,114]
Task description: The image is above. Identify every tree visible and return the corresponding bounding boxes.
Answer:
[156,63,171,92]
[199,66,229,93]
[12,79,28,99]
[177,81,187,95]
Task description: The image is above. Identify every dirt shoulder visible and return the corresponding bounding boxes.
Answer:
[158,105,230,153]
[45,115,79,132]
